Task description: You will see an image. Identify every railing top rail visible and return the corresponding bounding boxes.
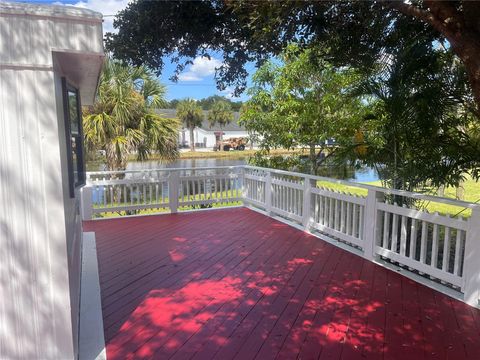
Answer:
[86,165,479,209]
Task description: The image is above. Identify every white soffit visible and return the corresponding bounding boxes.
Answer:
[53,50,104,105]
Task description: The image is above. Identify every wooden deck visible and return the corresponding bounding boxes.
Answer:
[83,207,480,360]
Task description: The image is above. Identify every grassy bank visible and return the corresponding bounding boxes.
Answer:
[129,148,301,161]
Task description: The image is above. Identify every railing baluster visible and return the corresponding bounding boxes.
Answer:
[346,202,352,235]
[359,203,364,240]
[420,221,428,264]
[335,199,340,231]
[328,197,334,228]
[109,186,114,207]
[400,215,407,256]
[220,178,223,201]
[442,225,451,272]
[103,186,107,208]
[454,229,462,276]
[409,219,417,259]
[432,222,439,268]
[284,185,287,212]
[353,204,359,239]
[382,211,389,248]
[285,186,293,213]
[391,213,398,252]
[290,186,294,214]
[293,189,300,215]
[265,172,272,214]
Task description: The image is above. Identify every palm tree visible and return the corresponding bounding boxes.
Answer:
[176,99,204,151]
[83,58,179,172]
[208,100,234,150]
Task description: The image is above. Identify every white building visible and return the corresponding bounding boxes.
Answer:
[156,108,253,149]
[0,2,103,359]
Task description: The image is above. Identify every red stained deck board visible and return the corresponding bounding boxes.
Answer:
[83,207,480,360]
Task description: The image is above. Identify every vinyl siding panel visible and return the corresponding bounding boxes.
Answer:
[1,12,102,67]
[0,5,103,359]
[0,68,74,359]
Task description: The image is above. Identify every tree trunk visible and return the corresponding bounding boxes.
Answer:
[447,36,480,113]
[220,128,224,151]
[189,127,195,151]
[456,180,465,200]
[309,143,317,174]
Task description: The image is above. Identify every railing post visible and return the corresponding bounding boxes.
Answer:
[169,170,180,213]
[302,177,315,230]
[265,170,272,215]
[81,186,93,221]
[463,205,480,307]
[362,189,384,261]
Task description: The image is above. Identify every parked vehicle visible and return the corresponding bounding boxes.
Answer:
[215,137,248,151]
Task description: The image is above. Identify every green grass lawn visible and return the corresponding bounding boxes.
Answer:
[317,176,480,218]
[93,190,242,218]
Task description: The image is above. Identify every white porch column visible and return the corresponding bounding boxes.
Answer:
[362,189,384,261]
[302,177,316,230]
[169,170,180,213]
[80,186,93,221]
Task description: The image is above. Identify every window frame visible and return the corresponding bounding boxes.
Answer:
[62,77,85,198]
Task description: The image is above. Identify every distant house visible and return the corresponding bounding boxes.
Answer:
[156,109,253,149]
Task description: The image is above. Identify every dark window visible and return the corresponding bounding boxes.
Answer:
[62,78,85,198]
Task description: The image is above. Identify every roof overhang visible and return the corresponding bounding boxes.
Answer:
[53,50,104,105]
[0,1,103,22]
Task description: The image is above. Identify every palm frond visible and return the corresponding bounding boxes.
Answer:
[83,56,178,170]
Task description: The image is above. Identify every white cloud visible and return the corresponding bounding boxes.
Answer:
[178,56,222,82]
[219,86,236,99]
[60,0,131,34]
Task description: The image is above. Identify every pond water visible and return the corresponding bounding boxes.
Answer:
[346,166,379,183]
[90,157,379,183]
[126,157,247,170]
[90,157,380,205]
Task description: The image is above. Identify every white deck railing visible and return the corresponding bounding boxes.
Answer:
[81,165,480,307]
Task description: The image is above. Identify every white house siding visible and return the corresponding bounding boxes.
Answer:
[0,3,103,359]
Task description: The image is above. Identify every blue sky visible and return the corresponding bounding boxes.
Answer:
[25,0,253,101]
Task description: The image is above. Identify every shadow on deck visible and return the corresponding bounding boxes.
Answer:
[83,207,480,360]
